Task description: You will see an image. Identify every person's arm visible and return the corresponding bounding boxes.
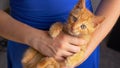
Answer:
[0,10,44,44]
[76,0,120,66]
[0,10,86,61]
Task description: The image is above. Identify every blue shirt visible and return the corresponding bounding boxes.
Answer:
[8,0,99,68]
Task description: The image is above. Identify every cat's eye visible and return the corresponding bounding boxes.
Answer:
[80,24,86,29]
[72,15,77,22]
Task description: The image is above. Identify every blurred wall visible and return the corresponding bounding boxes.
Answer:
[0,0,9,10]
[91,0,101,12]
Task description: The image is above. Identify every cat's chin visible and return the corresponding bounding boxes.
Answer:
[68,31,80,37]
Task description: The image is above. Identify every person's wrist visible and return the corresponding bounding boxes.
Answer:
[25,29,47,48]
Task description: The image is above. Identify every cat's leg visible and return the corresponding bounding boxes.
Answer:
[49,22,63,38]
[22,48,38,66]
[36,57,60,68]
[22,48,44,68]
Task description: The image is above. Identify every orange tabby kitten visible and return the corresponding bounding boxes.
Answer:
[22,0,104,68]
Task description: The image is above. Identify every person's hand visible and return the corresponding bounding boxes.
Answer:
[28,30,86,61]
[61,65,75,68]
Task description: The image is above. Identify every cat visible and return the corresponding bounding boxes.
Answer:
[22,0,105,68]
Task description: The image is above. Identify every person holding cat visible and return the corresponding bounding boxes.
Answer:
[0,0,120,68]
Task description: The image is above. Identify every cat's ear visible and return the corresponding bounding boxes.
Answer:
[93,16,105,27]
[78,0,86,8]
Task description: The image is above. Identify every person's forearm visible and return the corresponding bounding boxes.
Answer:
[0,10,45,45]
[77,0,120,66]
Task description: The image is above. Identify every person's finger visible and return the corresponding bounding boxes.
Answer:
[62,50,73,57]
[52,49,66,61]
[57,32,86,48]
[69,37,87,46]
[64,43,80,53]
[38,45,55,57]
[61,65,75,68]
[54,56,65,61]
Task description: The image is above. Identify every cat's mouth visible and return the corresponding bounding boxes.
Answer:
[68,29,81,37]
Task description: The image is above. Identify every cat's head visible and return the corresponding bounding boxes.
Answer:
[66,0,104,37]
